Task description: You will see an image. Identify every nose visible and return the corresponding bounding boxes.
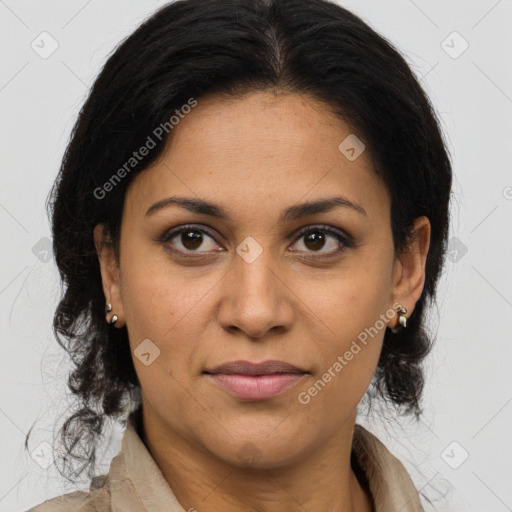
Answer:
[216,243,295,340]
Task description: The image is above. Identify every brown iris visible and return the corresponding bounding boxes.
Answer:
[303,231,326,251]
[181,230,203,250]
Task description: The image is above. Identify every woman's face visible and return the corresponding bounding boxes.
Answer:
[95,91,429,468]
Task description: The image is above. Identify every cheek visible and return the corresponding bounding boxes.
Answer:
[119,252,219,374]
[299,321,384,422]
[295,254,392,341]
[119,264,198,409]
[294,253,392,408]
[120,246,192,334]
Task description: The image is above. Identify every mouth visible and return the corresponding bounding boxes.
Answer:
[203,360,310,400]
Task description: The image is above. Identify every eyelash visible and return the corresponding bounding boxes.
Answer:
[158,224,353,260]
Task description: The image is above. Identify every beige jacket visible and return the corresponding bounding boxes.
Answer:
[28,410,424,512]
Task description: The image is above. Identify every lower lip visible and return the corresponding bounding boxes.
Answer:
[206,373,307,400]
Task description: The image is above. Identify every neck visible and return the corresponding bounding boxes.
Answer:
[138,405,374,512]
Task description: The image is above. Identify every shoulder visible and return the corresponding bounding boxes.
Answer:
[27,477,111,512]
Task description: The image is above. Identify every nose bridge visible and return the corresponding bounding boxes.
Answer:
[235,235,280,306]
[217,235,294,337]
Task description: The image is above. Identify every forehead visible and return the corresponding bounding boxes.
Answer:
[123,91,389,223]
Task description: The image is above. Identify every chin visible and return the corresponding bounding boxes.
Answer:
[206,428,311,470]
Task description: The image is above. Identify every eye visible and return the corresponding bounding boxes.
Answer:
[158,223,353,259]
[290,225,352,258]
[160,225,222,254]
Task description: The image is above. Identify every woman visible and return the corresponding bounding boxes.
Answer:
[27,0,452,510]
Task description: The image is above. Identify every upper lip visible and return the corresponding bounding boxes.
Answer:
[204,360,309,376]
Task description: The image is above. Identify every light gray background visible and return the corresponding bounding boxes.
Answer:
[1,1,511,511]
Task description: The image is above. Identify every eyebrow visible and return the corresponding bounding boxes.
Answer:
[145,195,368,221]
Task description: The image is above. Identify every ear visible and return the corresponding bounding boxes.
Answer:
[93,223,125,328]
[390,216,431,326]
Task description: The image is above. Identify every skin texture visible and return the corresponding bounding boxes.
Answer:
[94,91,430,512]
